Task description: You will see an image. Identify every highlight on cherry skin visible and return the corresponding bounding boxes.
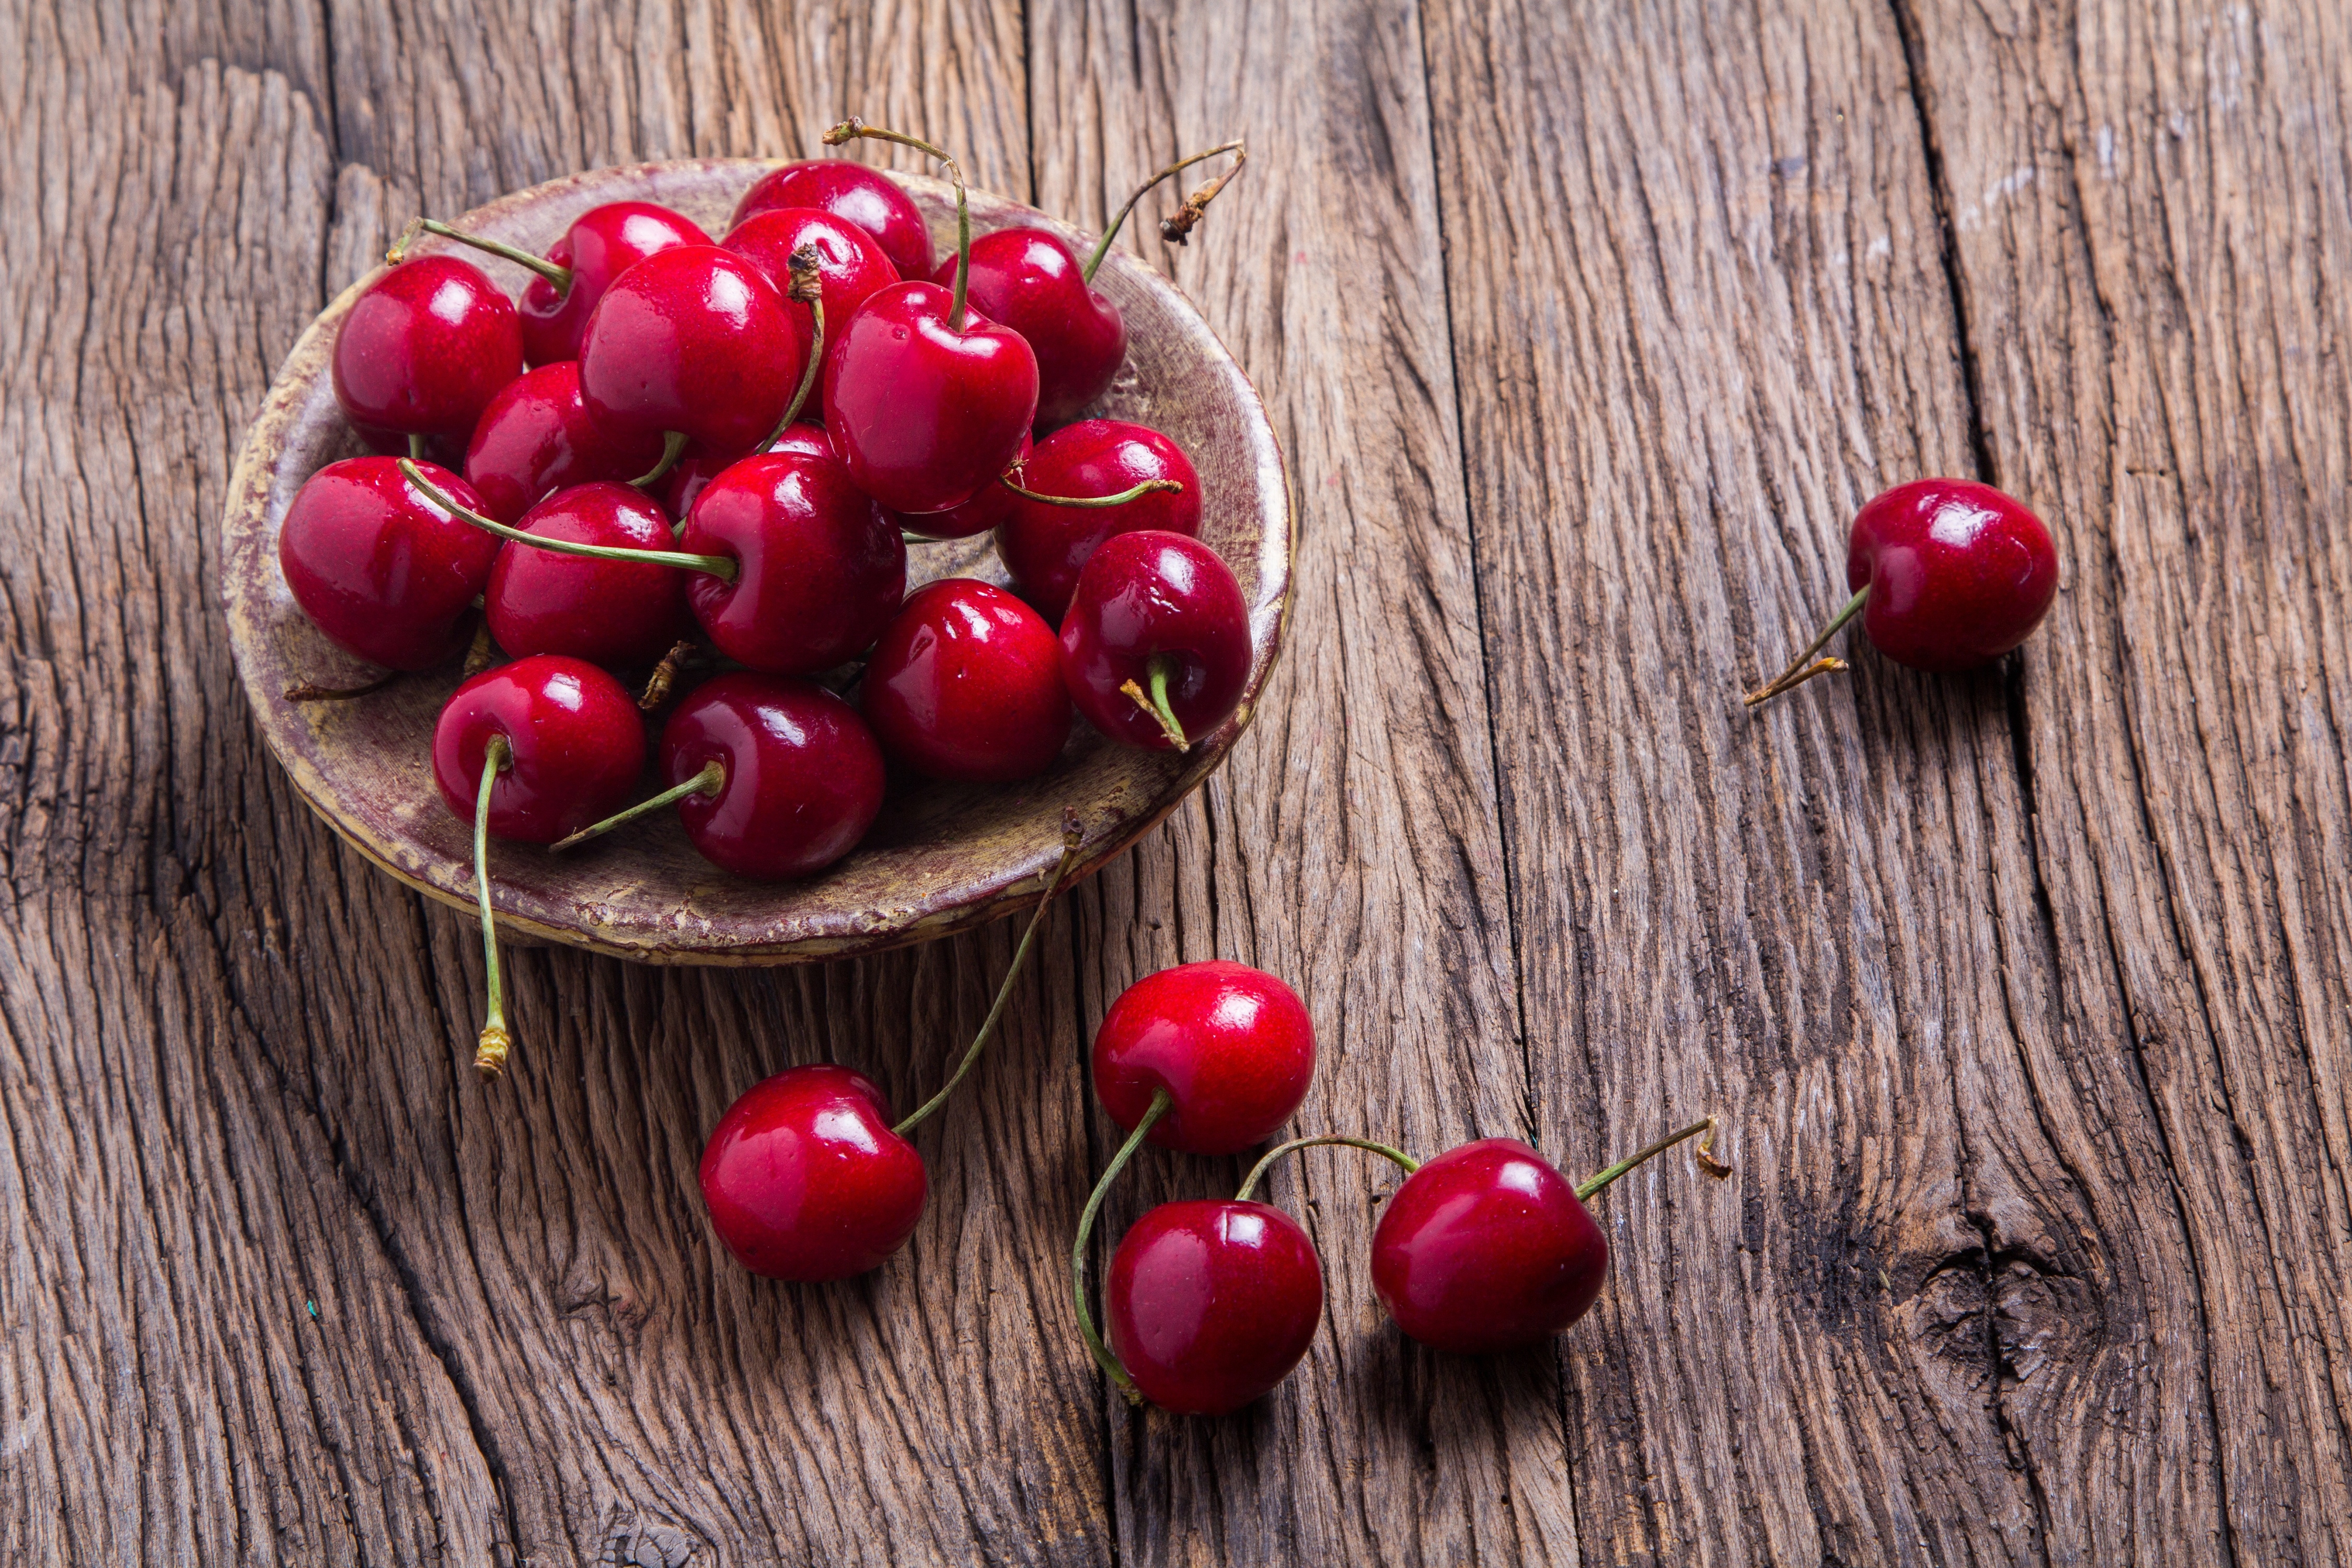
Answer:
[1745,477,2060,707]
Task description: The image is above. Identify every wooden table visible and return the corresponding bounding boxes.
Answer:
[7,1,2348,1562]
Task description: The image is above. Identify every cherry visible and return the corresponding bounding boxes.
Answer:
[700,1066,928,1281]
[731,158,935,281]
[398,202,712,366]
[862,579,1070,782]
[1059,530,1251,751]
[1368,1121,1727,1354]
[577,244,800,481]
[431,654,645,1077]
[1745,478,2059,705]
[463,361,664,523]
[724,207,901,415]
[998,420,1202,619]
[1091,961,1313,1156]
[484,482,690,666]
[888,430,1029,541]
[661,422,832,520]
[1102,1200,1323,1415]
[333,255,522,443]
[679,451,906,674]
[279,456,498,671]
[820,119,1038,516]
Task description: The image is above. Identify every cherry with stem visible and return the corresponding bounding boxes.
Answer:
[1071,1088,1171,1404]
[999,470,1182,510]
[471,735,515,1077]
[398,459,739,582]
[824,118,973,329]
[1082,141,1247,280]
[762,246,827,447]
[1120,657,1190,751]
[392,216,572,294]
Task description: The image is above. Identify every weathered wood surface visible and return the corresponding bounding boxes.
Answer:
[2,0,2346,1562]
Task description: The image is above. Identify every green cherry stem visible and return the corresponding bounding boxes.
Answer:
[408,433,429,462]
[1082,140,1247,282]
[892,814,1087,1137]
[1744,585,1869,708]
[1233,1135,1420,1204]
[630,431,690,488]
[472,735,514,1081]
[825,117,972,330]
[998,473,1184,509]
[1119,654,1189,750]
[398,458,737,582]
[389,216,574,294]
[1574,1115,1732,1202]
[1073,1088,1170,1406]
[550,760,724,851]
[764,246,828,446]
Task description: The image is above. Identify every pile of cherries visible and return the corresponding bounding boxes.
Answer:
[278,120,1252,1076]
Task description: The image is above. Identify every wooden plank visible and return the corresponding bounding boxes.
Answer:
[1026,3,1548,1563]
[1901,0,2352,1559]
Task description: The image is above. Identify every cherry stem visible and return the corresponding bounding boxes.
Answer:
[463,614,498,677]
[1744,585,1869,708]
[398,458,736,582]
[408,433,429,462]
[472,735,513,1081]
[639,640,701,710]
[826,117,971,331]
[631,431,690,488]
[1119,654,1189,750]
[1083,140,1247,282]
[1073,1088,1169,1406]
[765,247,827,445]
[1233,1135,1420,1204]
[998,473,1184,509]
[551,760,724,851]
[1574,1115,1732,1202]
[284,670,401,702]
[1160,146,1250,248]
[891,814,1087,1137]
[389,216,574,293]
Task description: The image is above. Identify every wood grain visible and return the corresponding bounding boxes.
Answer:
[5,0,2351,1561]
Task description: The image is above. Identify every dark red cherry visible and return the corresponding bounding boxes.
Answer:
[824,282,1037,515]
[430,654,646,844]
[679,451,905,673]
[943,228,1125,429]
[999,420,1202,619]
[463,361,664,523]
[516,202,710,365]
[1104,1200,1323,1415]
[1369,1139,1604,1355]
[724,207,901,414]
[699,1064,926,1281]
[660,422,836,518]
[485,482,690,666]
[862,579,1070,782]
[577,245,800,465]
[1092,961,1313,1156]
[279,456,498,670]
[887,430,1027,541]
[333,256,523,440]
[1059,530,1252,751]
[660,673,885,879]
[731,160,935,281]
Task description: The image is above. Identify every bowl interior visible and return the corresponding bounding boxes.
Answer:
[221,159,1290,964]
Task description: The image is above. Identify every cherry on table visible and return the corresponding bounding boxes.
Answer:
[731,158,934,280]
[333,255,522,442]
[1104,1199,1323,1415]
[1745,477,2060,706]
[1059,529,1251,751]
[700,1065,928,1281]
[280,456,499,671]
[998,419,1202,619]
[862,579,1071,783]
[484,481,691,667]
[464,360,664,523]
[1092,960,1313,1156]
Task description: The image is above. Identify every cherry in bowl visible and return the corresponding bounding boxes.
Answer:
[279,456,498,671]
[862,579,1071,783]
[332,256,522,442]
[998,419,1202,620]
[731,158,934,281]
[1060,530,1252,752]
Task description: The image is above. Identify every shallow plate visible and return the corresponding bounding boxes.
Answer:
[222,159,1291,964]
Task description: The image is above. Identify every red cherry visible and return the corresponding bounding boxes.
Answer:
[485,482,690,666]
[824,281,1037,514]
[1104,1200,1322,1415]
[731,160,935,281]
[279,457,499,670]
[999,420,1202,619]
[863,579,1070,782]
[724,207,901,416]
[1059,530,1252,751]
[1368,1139,1605,1355]
[1746,478,2060,704]
[942,228,1124,429]
[430,655,646,844]
[656,673,885,880]
[520,202,710,365]
[577,245,800,468]
[1091,961,1313,1155]
[889,431,1028,541]
[660,422,836,518]
[679,451,906,673]
[333,256,522,440]
[463,361,664,523]
[699,1065,927,1281]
